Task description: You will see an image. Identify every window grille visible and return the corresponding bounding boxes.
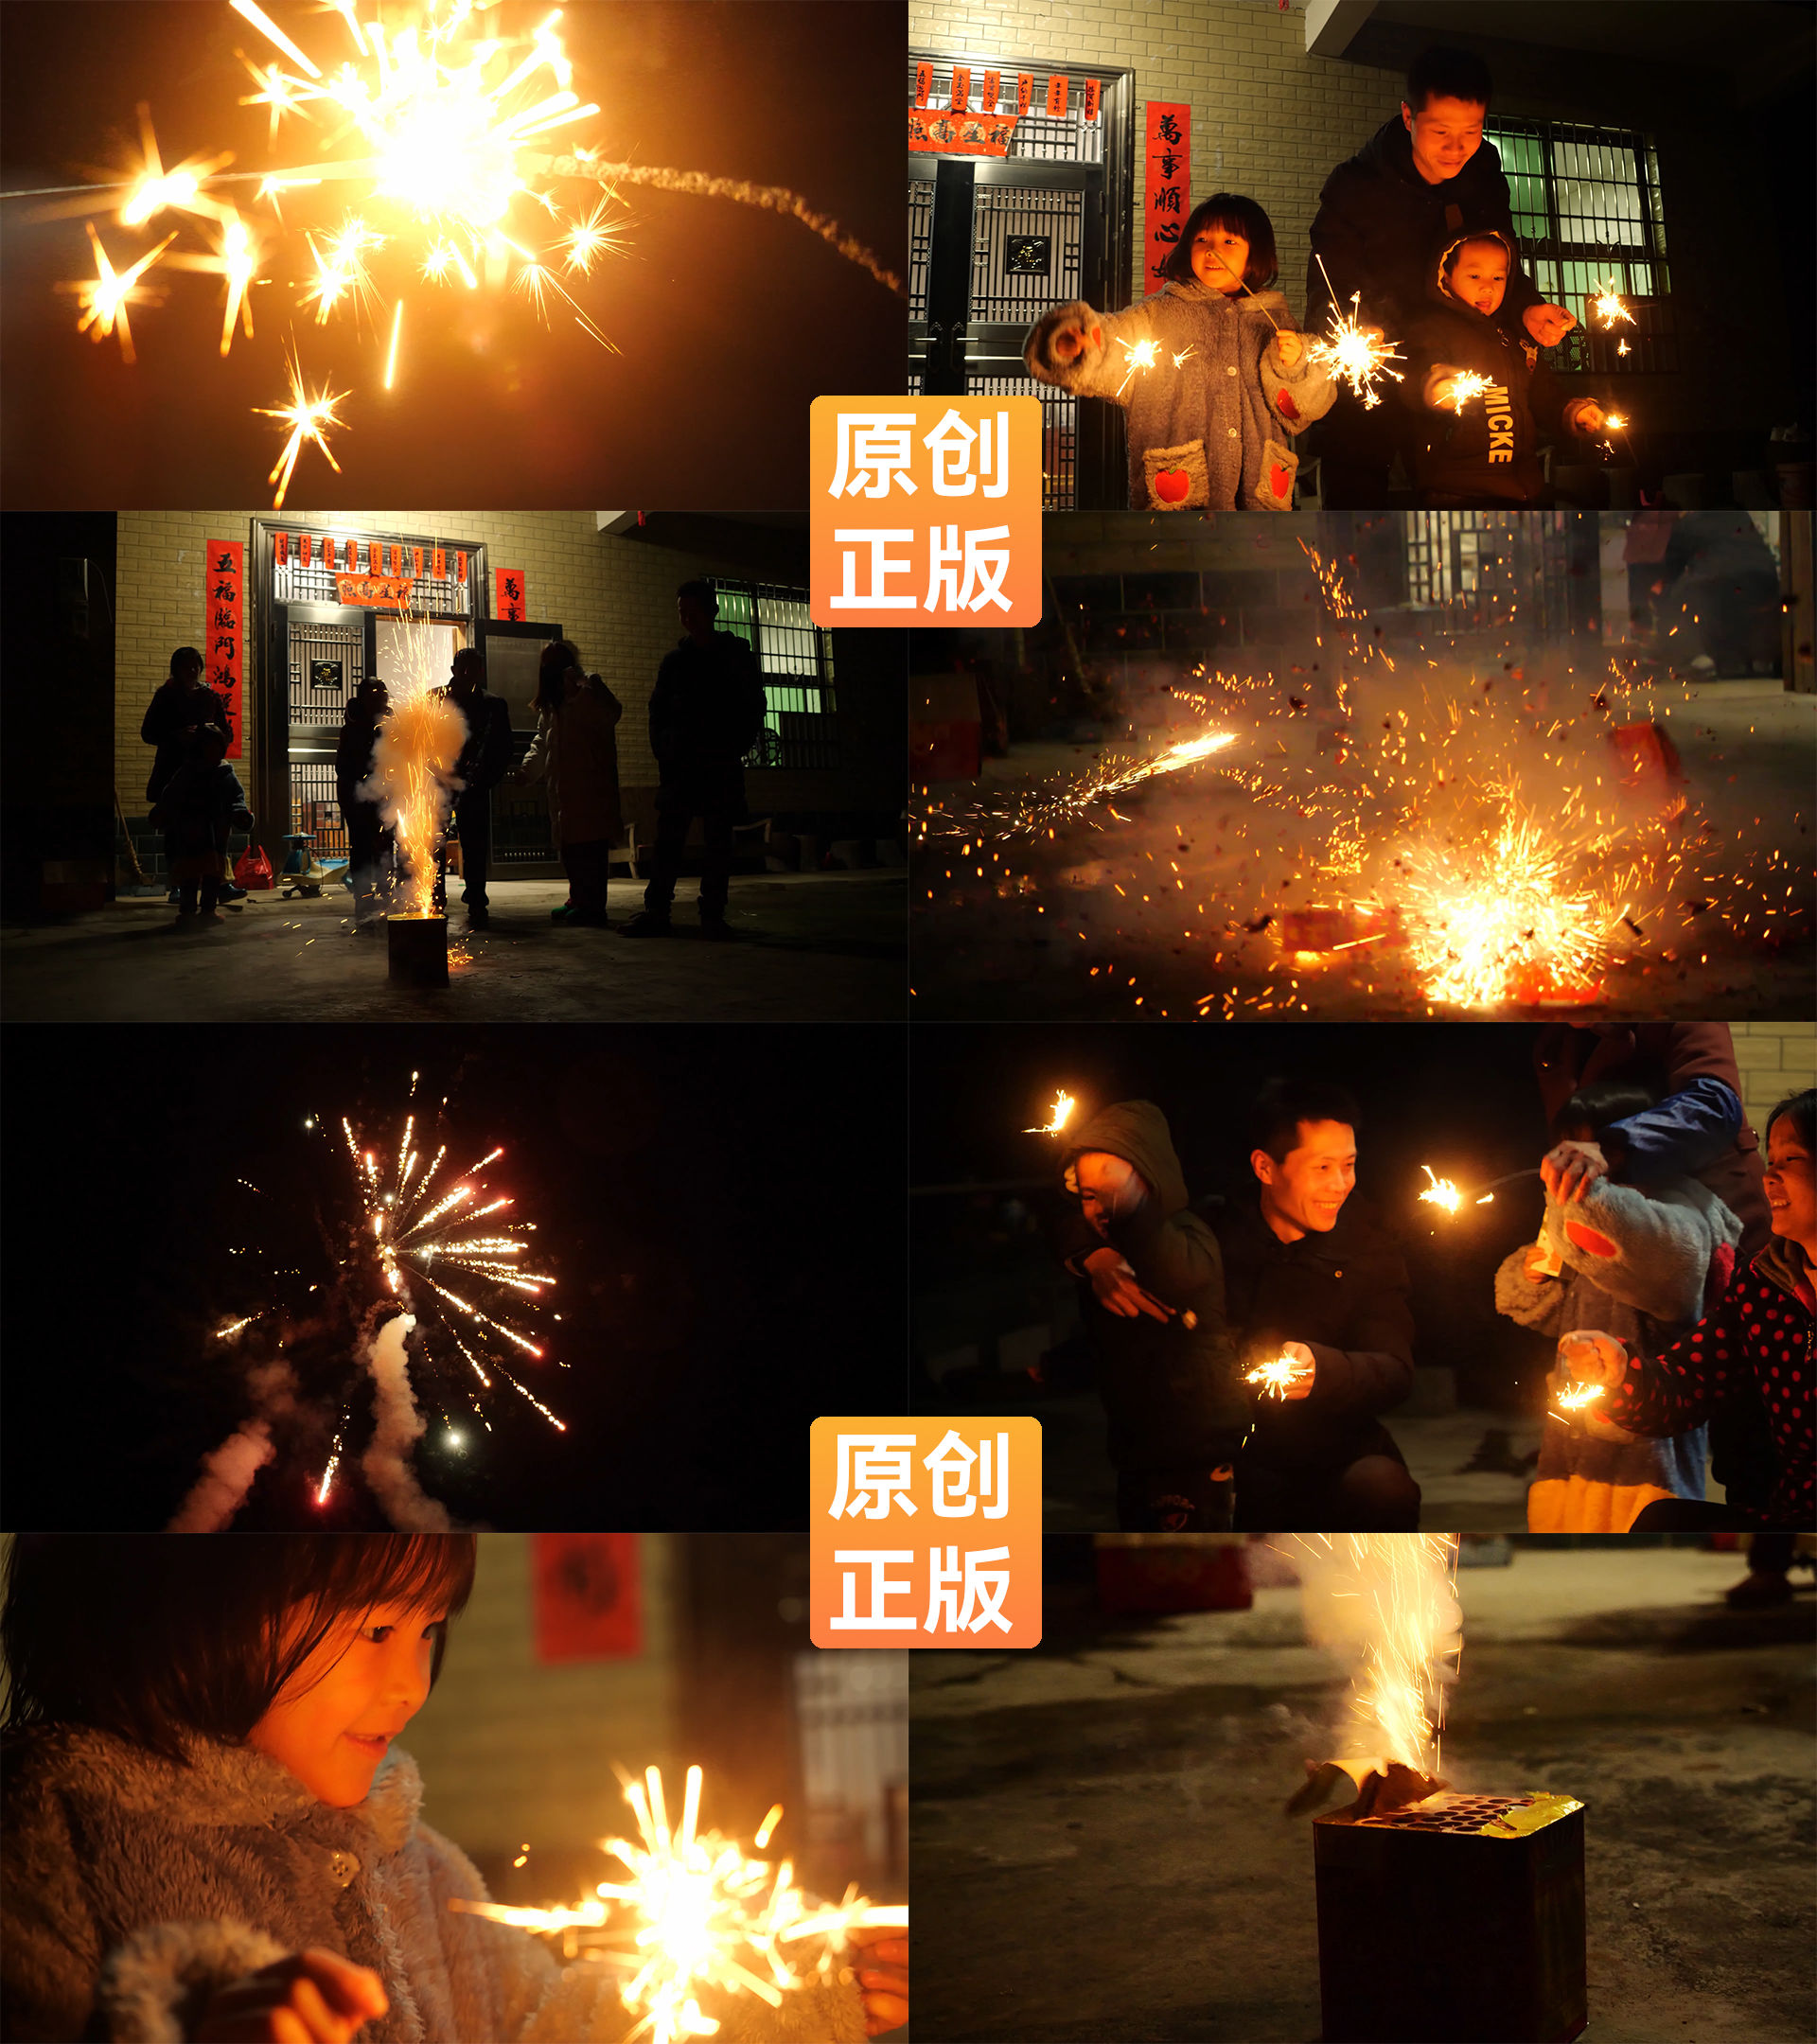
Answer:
[1484,119,1674,374]
[710,581,839,771]
[967,373,1076,510]
[1403,510,1578,636]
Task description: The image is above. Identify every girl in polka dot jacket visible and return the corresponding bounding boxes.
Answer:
[1561,1089,1816,1530]
[1024,192,1334,512]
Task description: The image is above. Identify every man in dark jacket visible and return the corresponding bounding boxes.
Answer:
[622,580,768,940]
[336,676,392,933]
[442,647,513,929]
[1305,44,1578,504]
[1056,1101,1244,1531]
[1209,1080,1421,1529]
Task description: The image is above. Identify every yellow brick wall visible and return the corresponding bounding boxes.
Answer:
[1729,1022,1817,1126]
[405,1533,679,1859]
[115,512,857,822]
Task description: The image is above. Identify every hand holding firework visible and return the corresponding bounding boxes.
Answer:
[1084,1246,1176,1323]
[1566,398,1611,436]
[1430,368,1491,415]
[1522,302,1579,347]
[1246,1342,1315,1400]
[1588,280,1634,329]
[1541,1141,1610,1206]
[1272,327,1304,370]
[195,1949,389,2044]
[1556,1330,1627,1399]
[1308,257,1403,409]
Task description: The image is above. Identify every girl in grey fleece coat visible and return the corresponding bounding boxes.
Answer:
[1,1537,892,2044]
[1024,192,1334,512]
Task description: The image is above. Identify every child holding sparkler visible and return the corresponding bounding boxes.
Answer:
[150,725,255,925]
[1024,194,1334,511]
[1493,1082,1736,1533]
[1056,1101,1244,1530]
[0,1535,900,2044]
[1401,230,1612,505]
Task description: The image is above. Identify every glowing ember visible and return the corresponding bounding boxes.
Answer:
[1589,280,1633,327]
[1024,1089,1077,1137]
[254,344,347,508]
[450,1767,905,2044]
[1245,1349,1312,1399]
[61,222,178,363]
[1443,369,1491,415]
[1417,1167,1463,1215]
[1114,333,1161,397]
[1307,256,1404,410]
[1553,1381,1605,1412]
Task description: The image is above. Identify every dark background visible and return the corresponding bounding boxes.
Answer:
[0,0,906,507]
[2,1023,908,1527]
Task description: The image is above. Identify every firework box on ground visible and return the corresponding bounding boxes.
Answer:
[1314,1788,1586,2042]
[387,912,448,988]
[1094,1533,1251,1614]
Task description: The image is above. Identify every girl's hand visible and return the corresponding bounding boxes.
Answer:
[850,1927,908,2037]
[1274,329,1303,369]
[195,1949,388,2044]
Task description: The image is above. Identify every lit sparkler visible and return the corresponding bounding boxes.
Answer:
[61,222,178,363]
[1553,1381,1604,1412]
[1308,256,1404,410]
[255,345,347,508]
[1245,1348,1312,1399]
[450,1767,905,2044]
[1024,1089,1077,1137]
[1114,334,1161,398]
[1589,280,1633,328]
[1417,1167,1463,1216]
[1442,369,1491,415]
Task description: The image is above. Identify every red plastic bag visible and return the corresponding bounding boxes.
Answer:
[234,844,275,890]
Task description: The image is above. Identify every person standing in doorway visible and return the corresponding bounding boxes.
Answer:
[443,648,513,931]
[622,581,767,941]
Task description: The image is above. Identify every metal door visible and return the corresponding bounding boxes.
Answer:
[473,615,565,875]
[273,603,376,860]
[908,56,1134,509]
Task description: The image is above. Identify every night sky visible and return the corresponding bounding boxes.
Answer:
[3,1024,907,1528]
[0,1,905,507]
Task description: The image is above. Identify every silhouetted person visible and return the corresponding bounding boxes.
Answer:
[516,640,623,927]
[443,648,513,930]
[622,580,767,940]
[150,727,254,926]
[336,676,393,934]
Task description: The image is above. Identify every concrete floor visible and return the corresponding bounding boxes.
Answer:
[911,686,1816,1022]
[1032,1389,1547,1534]
[910,1544,1816,2042]
[0,872,907,1021]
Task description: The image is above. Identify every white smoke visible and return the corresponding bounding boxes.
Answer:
[360,1312,454,1532]
[168,1419,276,1531]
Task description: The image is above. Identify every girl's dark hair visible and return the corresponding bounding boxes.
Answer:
[1765,1088,1815,1152]
[535,639,584,715]
[1248,1077,1361,1164]
[1551,1081,1657,1145]
[1162,194,1279,291]
[168,647,203,678]
[1,1534,476,1763]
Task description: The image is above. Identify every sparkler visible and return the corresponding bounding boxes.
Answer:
[1441,369,1491,415]
[1024,1089,1077,1137]
[61,223,178,363]
[1553,1381,1604,1412]
[1114,334,1160,398]
[1589,280,1633,328]
[1308,256,1404,410]
[450,1767,904,2044]
[255,345,347,508]
[1245,1349,1312,1399]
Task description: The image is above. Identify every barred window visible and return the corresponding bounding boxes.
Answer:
[1485,119,1675,374]
[709,580,839,771]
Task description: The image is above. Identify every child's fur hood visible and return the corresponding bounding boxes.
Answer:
[2,1725,867,2044]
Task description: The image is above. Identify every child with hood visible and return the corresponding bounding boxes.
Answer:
[0,1534,906,2044]
[1400,228,1612,504]
[1057,1101,1244,1530]
[1493,1082,1738,1532]
[149,726,255,925]
[1024,194,1334,512]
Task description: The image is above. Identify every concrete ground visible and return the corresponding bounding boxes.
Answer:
[0,872,907,1021]
[910,683,1816,1022]
[910,1543,1816,2043]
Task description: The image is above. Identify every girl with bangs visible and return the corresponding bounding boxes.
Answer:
[1024,192,1334,511]
[1,1536,903,2044]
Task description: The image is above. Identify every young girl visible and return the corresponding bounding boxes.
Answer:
[1492,1083,1738,1532]
[1,1536,906,2044]
[1023,193,1334,511]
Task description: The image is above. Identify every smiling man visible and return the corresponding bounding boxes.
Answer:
[1213,1078,1421,1530]
[1304,44,1578,506]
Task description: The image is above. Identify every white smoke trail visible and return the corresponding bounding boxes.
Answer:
[168,1420,275,1531]
[1281,1534,1461,1773]
[360,1312,453,1532]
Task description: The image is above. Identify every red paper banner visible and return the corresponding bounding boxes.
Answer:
[389,544,403,577]
[203,539,244,760]
[913,60,932,107]
[1144,101,1192,288]
[980,69,1000,114]
[273,531,289,568]
[532,1533,643,1661]
[949,65,970,113]
[335,573,417,608]
[1046,74,1068,118]
[300,532,312,569]
[908,108,1018,156]
[432,545,447,579]
[454,550,468,581]
[494,567,527,621]
[368,539,384,576]
[1084,79,1101,121]
[1016,72,1033,116]
[412,545,423,578]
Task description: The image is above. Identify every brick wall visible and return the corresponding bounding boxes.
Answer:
[404,1533,679,1859]
[115,512,890,832]
[1729,1022,1817,1128]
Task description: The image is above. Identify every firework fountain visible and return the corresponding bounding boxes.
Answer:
[450,1765,906,2044]
[178,1069,564,1528]
[363,608,466,985]
[19,1,901,505]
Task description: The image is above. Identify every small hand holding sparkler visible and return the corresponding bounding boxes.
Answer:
[1308,257,1403,409]
[1084,1245,1175,1323]
[1246,1341,1316,1401]
[1426,366,1491,415]
[1522,303,1579,348]
[1541,1140,1610,1205]
[1272,328,1304,369]
[851,1925,910,2037]
[1553,1330,1628,1422]
[195,1948,388,2044]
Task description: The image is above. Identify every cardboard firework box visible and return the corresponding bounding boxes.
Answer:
[1314,1789,1587,2043]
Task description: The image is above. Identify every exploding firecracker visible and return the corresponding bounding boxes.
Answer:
[450,1766,906,2044]
[1024,1089,1077,1137]
[28,1,900,505]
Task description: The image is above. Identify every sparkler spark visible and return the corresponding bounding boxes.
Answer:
[62,222,178,363]
[1589,280,1633,327]
[1308,257,1404,410]
[1114,334,1161,397]
[1245,1348,1312,1399]
[1442,369,1491,414]
[255,346,347,508]
[1553,1381,1605,1412]
[1418,1167,1463,1216]
[1024,1089,1077,1137]
[450,1767,905,2044]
